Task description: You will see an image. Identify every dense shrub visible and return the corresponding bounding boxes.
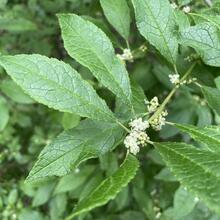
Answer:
[1,0,220,219]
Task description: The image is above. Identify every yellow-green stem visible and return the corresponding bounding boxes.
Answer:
[149,62,197,123]
[116,120,131,133]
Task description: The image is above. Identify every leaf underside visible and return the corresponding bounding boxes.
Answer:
[70,154,139,218]
[27,119,124,182]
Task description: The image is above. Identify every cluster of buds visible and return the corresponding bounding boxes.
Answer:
[170,1,191,13]
[169,73,197,86]
[146,97,159,113]
[193,95,206,106]
[146,97,168,131]
[183,5,191,13]
[171,2,178,9]
[169,73,180,85]
[140,44,147,52]
[117,48,133,62]
[124,97,169,155]
[150,110,168,131]
[124,118,150,155]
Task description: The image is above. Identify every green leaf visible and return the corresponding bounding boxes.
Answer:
[175,123,220,152]
[196,105,212,127]
[79,173,103,201]
[164,187,198,219]
[0,96,9,131]
[190,13,220,31]
[0,54,115,122]
[173,187,198,219]
[202,86,220,115]
[175,10,190,31]
[58,14,132,106]
[0,79,34,104]
[100,0,131,39]
[19,209,44,220]
[0,16,37,32]
[130,81,147,115]
[154,167,176,182]
[115,80,147,120]
[54,166,95,195]
[154,142,220,213]
[32,181,56,207]
[215,76,220,89]
[132,0,178,64]
[180,22,220,67]
[49,194,67,220]
[67,154,139,219]
[0,0,7,9]
[26,119,124,182]
[62,113,80,130]
[99,152,118,176]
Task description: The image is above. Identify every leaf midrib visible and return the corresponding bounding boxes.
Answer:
[74,155,138,216]
[28,125,120,181]
[4,57,114,121]
[141,0,175,63]
[157,143,220,180]
[177,125,220,152]
[61,16,131,105]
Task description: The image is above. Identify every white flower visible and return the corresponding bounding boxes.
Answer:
[75,168,80,173]
[124,118,150,155]
[117,48,133,62]
[183,6,191,13]
[171,2,178,9]
[194,197,199,203]
[147,96,159,113]
[124,133,139,155]
[169,73,180,85]
[150,110,168,131]
[124,134,138,149]
[187,77,197,84]
[140,45,147,52]
[124,131,150,155]
[129,118,149,131]
[137,131,150,146]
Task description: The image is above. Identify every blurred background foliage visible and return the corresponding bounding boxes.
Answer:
[1,0,220,219]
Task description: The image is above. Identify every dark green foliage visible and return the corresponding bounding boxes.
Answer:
[1,0,220,220]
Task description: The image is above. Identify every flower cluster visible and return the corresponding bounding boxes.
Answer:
[147,97,168,131]
[124,97,169,155]
[183,5,191,13]
[171,2,178,9]
[150,110,168,131]
[169,73,180,85]
[146,97,159,113]
[124,118,149,155]
[117,48,133,62]
[169,73,197,86]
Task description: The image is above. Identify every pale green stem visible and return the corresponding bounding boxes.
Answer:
[116,120,130,133]
[147,140,154,145]
[165,121,175,126]
[173,64,179,75]
[116,63,196,133]
[149,63,197,123]
[194,81,202,88]
[126,40,130,50]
